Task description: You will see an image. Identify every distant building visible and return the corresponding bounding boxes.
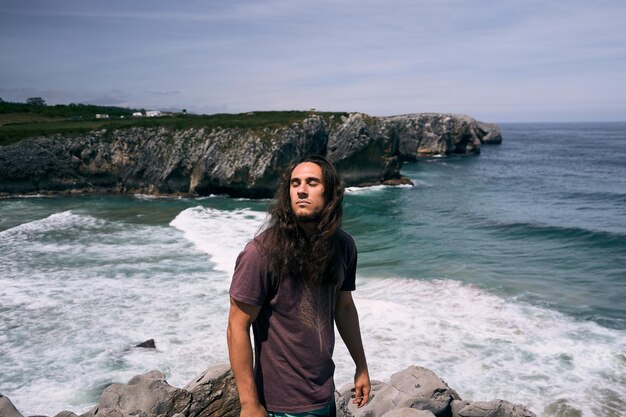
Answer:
[146,110,162,117]
[95,114,109,119]
[132,112,143,117]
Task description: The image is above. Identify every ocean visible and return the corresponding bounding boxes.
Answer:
[1,122,625,416]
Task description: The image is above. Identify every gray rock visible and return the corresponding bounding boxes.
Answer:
[135,339,156,349]
[382,408,436,417]
[54,412,78,417]
[326,113,403,187]
[338,366,461,417]
[79,370,191,417]
[451,399,536,417]
[0,394,24,417]
[181,364,240,417]
[386,113,501,158]
[2,364,536,417]
[75,364,239,417]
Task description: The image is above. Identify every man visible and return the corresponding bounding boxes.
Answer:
[227,155,371,417]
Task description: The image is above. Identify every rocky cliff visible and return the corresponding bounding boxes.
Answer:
[0,113,502,198]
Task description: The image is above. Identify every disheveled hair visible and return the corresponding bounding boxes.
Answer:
[256,155,344,287]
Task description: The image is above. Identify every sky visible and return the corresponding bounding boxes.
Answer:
[1,0,625,122]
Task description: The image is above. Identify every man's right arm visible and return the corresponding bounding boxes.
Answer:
[227,296,267,417]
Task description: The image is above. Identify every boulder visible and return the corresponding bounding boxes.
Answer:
[54,412,79,417]
[338,366,461,417]
[79,370,191,417]
[75,364,239,417]
[382,409,436,417]
[0,394,24,417]
[135,339,156,349]
[1,365,537,417]
[181,364,240,417]
[451,400,536,417]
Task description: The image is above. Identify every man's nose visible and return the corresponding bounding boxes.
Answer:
[296,183,308,196]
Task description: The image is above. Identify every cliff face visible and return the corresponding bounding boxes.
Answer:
[386,113,502,159]
[0,113,501,198]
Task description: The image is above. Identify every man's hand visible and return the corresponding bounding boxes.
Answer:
[352,367,371,408]
[240,401,268,417]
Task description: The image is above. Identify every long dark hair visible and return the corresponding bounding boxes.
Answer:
[257,155,344,286]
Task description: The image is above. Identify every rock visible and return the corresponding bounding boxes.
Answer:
[451,400,536,417]
[0,113,501,197]
[135,339,156,349]
[0,394,24,417]
[382,408,436,417]
[75,365,238,417]
[327,113,401,186]
[381,178,413,186]
[3,365,536,417]
[386,114,501,159]
[54,412,78,417]
[338,366,461,417]
[182,364,240,417]
[79,370,192,417]
[475,121,502,145]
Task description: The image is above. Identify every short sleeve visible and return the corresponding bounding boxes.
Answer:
[339,231,357,292]
[229,240,272,306]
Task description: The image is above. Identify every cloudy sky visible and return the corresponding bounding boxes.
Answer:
[1,0,625,122]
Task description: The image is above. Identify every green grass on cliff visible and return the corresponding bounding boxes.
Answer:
[0,102,348,146]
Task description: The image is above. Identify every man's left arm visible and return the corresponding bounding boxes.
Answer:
[335,290,371,408]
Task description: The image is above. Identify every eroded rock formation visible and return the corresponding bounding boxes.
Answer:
[0,113,501,198]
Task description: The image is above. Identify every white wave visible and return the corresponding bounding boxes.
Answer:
[0,211,105,239]
[333,278,626,416]
[1,214,232,415]
[132,194,191,200]
[345,184,414,194]
[0,194,50,199]
[169,206,267,275]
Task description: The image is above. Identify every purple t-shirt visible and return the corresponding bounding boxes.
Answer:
[229,229,357,412]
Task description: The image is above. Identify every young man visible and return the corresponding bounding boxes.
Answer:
[227,155,370,417]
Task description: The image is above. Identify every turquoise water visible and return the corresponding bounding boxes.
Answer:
[1,123,625,416]
[348,122,626,330]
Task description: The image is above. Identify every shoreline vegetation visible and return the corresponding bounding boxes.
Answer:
[0,99,348,146]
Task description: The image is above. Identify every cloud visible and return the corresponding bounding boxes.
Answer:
[143,90,182,97]
[1,0,625,121]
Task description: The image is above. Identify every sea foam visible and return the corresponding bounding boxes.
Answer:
[2,207,624,416]
[338,278,626,416]
[170,206,267,275]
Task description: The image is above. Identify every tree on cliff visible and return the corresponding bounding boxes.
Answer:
[26,97,46,106]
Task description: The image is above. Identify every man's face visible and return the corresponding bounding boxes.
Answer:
[290,162,326,222]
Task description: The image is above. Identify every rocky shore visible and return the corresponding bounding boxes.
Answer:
[0,364,535,417]
[0,113,501,198]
